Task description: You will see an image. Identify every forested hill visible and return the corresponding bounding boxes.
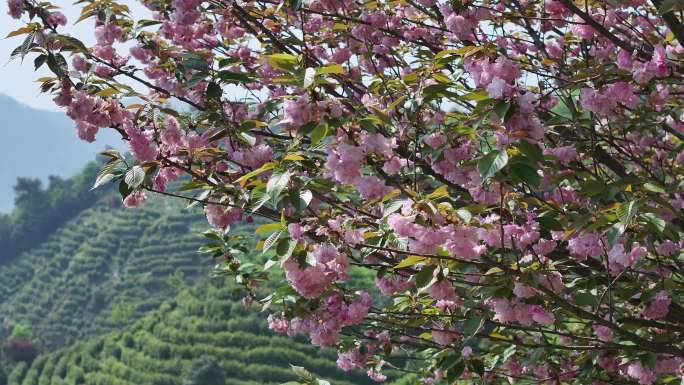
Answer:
[0,164,382,385]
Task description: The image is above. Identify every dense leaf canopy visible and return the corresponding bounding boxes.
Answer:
[6,0,684,384]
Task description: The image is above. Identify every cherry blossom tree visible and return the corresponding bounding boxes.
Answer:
[6,0,684,383]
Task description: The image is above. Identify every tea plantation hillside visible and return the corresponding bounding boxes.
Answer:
[7,282,379,385]
[0,164,397,385]
[0,192,214,350]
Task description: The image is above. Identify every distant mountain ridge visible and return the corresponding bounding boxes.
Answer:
[0,94,123,212]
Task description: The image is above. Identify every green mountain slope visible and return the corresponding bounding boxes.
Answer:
[0,192,211,350]
[8,282,375,385]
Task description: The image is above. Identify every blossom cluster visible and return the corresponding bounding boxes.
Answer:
[7,0,684,383]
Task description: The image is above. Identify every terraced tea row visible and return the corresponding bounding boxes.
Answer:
[8,283,377,385]
[0,194,211,350]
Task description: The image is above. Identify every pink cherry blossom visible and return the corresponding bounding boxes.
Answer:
[46,12,67,27]
[288,223,305,241]
[432,323,458,346]
[567,232,604,261]
[375,275,412,296]
[530,305,555,325]
[423,132,446,149]
[356,175,393,201]
[427,280,458,303]
[626,362,657,385]
[487,298,516,324]
[543,146,578,166]
[337,348,366,371]
[642,291,671,320]
[367,369,387,382]
[204,204,242,229]
[282,258,332,299]
[326,143,364,184]
[123,191,147,208]
[593,324,613,342]
[7,0,22,18]
[382,156,407,175]
[513,282,536,299]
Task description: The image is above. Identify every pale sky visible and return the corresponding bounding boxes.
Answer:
[0,1,146,212]
[0,0,148,110]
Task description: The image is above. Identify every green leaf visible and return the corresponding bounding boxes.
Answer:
[118,179,132,200]
[446,360,465,381]
[434,48,459,59]
[462,89,490,101]
[579,180,606,197]
[255,223,284,234]
[297,190,313,210]
[516,141,543,164]
[47,52,69,76]
[470,359,485,376]
[33,54,46,70]
[262,230,283,253]
[206,82,222,99]
[462,316,484,336]
[178,179,210,192]
[100,149,124,160]
[510,162,541,187]
[414,266,436,288]
[124,166,145,189]
[643,182,666,193]
[538,216,563,231]
[456,208,472,223]
[607,223,625,247]
[617,200,639,228]
[218,71,252,83]
[478,149,509,181]
[267,53,298,71]
[276,237,290,256]
[316,64,344,75]
[95,88,121,97]
[492,100,515,122]
[574,291,598,307]
[52,35,88,53]
[276,238,297,260]
[266,171,292,205]
[501,345,516,363]
[422,84,454,102]
[6,25,36,38]
[394,255,426,269]
[439,353,462,371]
[250,187,270,212]
[290,365,313,381]
[181,53,208,72]
[239,132,257,146]
[642,213,666,234]
[92,173,115,190]
[137,19,162,27]
[235,162,276,184]
[303,67,316,88]
[9,32,35,63]
[383,200,406,218]
[310,124,328,146]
